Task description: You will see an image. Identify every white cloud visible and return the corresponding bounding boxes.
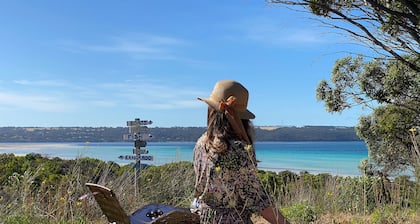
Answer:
[1,77,206,115]
[13,79,69,87]
[90,100,117,107]
[251,27,325,44]
[231,16,332,47]
[58,33,190,61]
[0,92,70,112]
[97,80,205,110]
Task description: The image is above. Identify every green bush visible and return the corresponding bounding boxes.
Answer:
[4,214,46,224]
[281,201,317,223]
[1,153,419,223]
[371,205,415,224]
[139,161,195,208]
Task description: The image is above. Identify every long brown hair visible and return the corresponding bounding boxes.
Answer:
[205,107,255,154]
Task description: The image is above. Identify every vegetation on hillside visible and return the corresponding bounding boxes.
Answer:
[0,126,360,142]
[1,153,419,223]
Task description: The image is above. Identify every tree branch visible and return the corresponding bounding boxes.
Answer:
[269,0,420,71]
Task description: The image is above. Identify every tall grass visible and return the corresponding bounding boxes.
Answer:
[1,153,419,224]
[259,170,420,223]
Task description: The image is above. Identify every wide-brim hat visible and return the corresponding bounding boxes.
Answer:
[198,80,255,119]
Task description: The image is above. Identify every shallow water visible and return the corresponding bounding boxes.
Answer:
[0,141,368,176]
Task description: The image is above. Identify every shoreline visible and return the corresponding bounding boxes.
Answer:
[0,142,368,177]
[258,166,362,177]
[0,143,80,150]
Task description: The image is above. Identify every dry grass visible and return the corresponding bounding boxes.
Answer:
[1,154,420,224]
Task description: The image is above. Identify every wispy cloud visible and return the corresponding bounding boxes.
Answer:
[3,78,204,113]
[89,100,117,107]
[247,26,325,45]
[97,79,204,110]
[0,92,71,112]
[57,33,190,61]
[13,79,69,87]
[232,16,330,47]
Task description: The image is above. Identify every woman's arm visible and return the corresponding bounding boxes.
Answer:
[260,206,290,224]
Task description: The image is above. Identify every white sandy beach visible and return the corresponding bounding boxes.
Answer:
[0,143,80,150]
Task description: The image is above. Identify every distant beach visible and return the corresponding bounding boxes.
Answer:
[0,143,79,150]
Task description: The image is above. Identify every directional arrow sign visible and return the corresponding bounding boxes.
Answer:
[134,140,147,148]
[123,133,153,141]
[118,155,154,161]
[129,126,149,134]
[133,149,149,154]
[127,120,153,126]
[140,155,153,161]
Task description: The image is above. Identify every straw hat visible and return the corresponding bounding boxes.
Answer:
[198,80,255,119]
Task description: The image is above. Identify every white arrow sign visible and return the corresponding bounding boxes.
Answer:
[123,133,153,141]
[127,120,153,126]
[118,155,154,161]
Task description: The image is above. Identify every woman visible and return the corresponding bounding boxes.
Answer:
[193,80,289,224]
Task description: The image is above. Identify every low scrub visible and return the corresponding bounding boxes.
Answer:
[0,153,419,223]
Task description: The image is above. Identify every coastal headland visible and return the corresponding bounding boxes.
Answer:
[0,126,360,142]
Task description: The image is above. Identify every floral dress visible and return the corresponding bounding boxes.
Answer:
[193,134,271,224]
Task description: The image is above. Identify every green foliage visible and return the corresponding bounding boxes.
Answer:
[4,214,46,224]
[281,201,317,223]
[356,105,419,174]
[316,55,420,177]
[139,161,195,208]
[258,170,285,198]
[308,0,334,16]
[317,55,420,114]
[0,154,22,184]
[0,126,361,142]
[274,0,420,182]
[272,0,420,71]
[371,205,416,224]
[3,214,89,224]
[393,175,419,209]
[1,154,419,223]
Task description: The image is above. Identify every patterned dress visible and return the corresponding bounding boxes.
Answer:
[193,133,271,224]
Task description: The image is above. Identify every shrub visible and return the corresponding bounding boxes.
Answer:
[139,161,195,208]
[371,205,415,224]
[1,153,419,223]
[281,201,317,223]
[3,214,47,224]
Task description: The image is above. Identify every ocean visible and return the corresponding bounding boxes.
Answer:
[0,141,368,176]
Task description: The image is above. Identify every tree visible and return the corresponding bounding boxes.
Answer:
[316,55,419,177]
[269,0,420,177]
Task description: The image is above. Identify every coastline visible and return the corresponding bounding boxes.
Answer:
[0,143,80,151]
[0,141,367,177]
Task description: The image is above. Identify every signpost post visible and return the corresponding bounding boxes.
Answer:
[121,118,153,197]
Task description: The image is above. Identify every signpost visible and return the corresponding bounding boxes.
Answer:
[121,118,153,197]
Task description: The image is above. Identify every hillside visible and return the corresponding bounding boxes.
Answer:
[0,126,360,142]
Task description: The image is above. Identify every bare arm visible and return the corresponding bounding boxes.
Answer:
[260,206,290,224]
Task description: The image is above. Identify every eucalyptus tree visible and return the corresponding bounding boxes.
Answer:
[269,0,420,177]
[316,55,419,177]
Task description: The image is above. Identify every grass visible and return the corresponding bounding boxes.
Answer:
[0,153,419,224]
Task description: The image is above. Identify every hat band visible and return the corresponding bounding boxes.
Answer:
[209,95,247,112]
[218,96,236,111]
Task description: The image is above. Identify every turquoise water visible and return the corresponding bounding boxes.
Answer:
[0,141,368,176]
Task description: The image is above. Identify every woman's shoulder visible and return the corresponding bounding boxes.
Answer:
[194,133,208,151]
[196,132,208,144]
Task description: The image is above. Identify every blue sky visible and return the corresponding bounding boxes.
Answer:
[0,1,369,127]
